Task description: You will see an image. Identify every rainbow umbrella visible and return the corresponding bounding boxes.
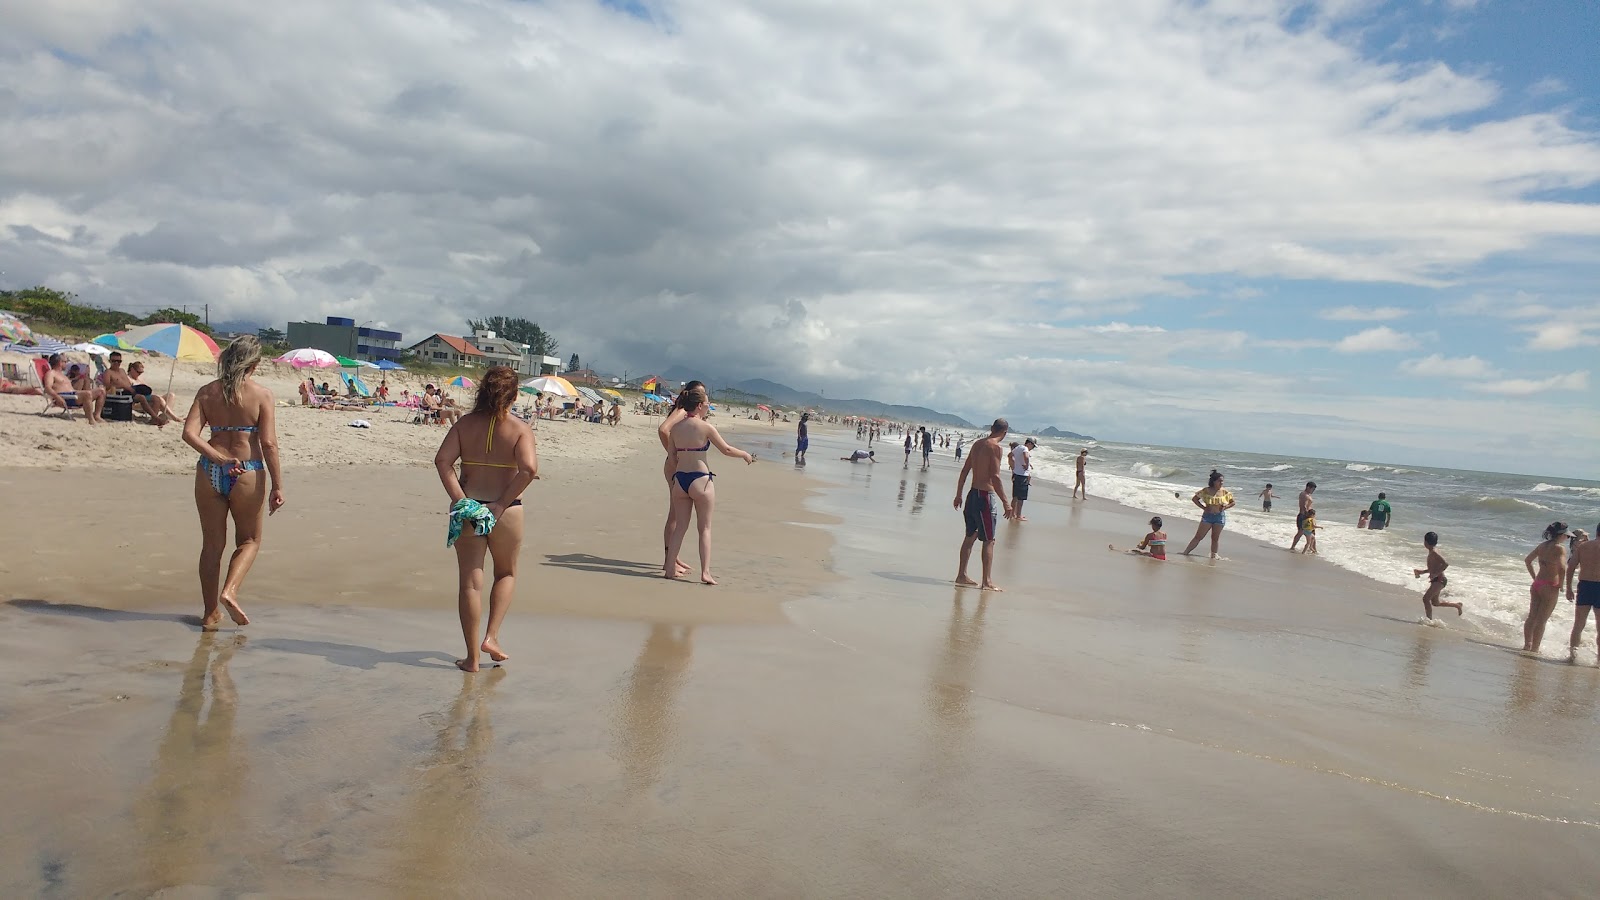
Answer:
[118,323,221,361]
[92,333,137,351]
[0,312,32,343]
[448,376,475,389]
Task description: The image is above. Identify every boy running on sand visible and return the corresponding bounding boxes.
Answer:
[1413,531,1462,619]
[1299,509,1321,554]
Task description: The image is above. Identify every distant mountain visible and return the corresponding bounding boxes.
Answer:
[720,378,976,428]
[1038,425,1095,441]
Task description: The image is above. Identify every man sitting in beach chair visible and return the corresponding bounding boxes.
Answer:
[39,355,105,422]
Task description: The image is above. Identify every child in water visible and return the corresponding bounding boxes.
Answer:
[1412,531,1462,619]
[1357,510,1371,529]
[1123,517,1167,560]
[1300,509,1321,554]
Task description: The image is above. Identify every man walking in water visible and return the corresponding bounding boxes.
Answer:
[1368,492,1393,531]
[795,412,810,463]
[1291,481,1317,550]
[1568,522,1600,658]
[1010,437,1034,521]
[1073,448,1089,499]
[920,426,934,469]
[953,418,1013,591]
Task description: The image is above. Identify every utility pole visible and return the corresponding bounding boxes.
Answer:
[204,303,209,328]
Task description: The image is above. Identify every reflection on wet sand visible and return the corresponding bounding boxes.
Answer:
[911,479,927,516]
[1404,628,1435,696]
[927,592,989,772]
[133,634,247,895]
[391,668,507,892]
[616,624,695,796]
[896,479,907,510]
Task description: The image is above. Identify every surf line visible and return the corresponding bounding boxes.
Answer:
[1090,719,1600,829]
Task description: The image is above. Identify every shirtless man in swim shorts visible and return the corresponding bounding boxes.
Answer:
[1073,449,1088,499]
[953,418,1012,591]
[1567,522,1600,659]
[1290,481,1316,550]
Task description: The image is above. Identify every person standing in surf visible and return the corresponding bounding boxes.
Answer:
[1568,524,1600,658]
[182,335,285,630]
[1522,521,1570,654]
[1259,483,1275,512]
[1073,449,1089,499]
[1182,470,1234,559]
[664,389,756,584]
[1412,532,1461,620]
[1367,492,1393,530]
[1290,481,1317,550]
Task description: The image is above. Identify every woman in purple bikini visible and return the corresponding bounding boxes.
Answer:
[181,335,284,630]
[663,389,754,584]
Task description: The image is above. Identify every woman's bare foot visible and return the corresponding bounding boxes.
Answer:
[701,571,717,585]
[664,569,681,580]
[675,559,691,575]
[481,638,509,662]
[980,581,1004,592]
[456,657,479,673]
[218,592,250,626]
[955,576,979,587]
[201,614,223,631]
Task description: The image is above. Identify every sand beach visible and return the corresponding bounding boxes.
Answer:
[3,396,1600,897]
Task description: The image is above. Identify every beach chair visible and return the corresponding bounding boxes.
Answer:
[32,358,70,417]
[340,371,376,402]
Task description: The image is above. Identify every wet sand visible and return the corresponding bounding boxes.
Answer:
[4,424,1600,896]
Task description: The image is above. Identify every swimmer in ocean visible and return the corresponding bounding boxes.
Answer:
[1412,531,1461,619]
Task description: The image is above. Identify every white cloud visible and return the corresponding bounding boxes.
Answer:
[1333,327,1420,354]
[1523,322,1600,351]
[1,1,1599,474]
[1399,354,1497,378]
[1084,322,1166,335]
[1319,306,1410,322]
[1471,371,1590,396]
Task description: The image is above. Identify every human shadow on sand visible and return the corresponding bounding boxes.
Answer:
[874,571,954,587]
[7,598,204,627]
[542,553,663,580]
[252,638,459,671]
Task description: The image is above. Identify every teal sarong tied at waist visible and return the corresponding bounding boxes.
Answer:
[446,498,497,547]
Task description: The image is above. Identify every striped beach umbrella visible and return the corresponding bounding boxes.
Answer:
[0,312,32,343]
[448,375,475,389]
[3,337,72,355]
[119,323,221,361]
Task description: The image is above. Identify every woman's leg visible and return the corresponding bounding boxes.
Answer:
[1183,522,1209,555]
[662,463,689,574]
[664,487,695,579]
[1529,588,1560,652]
[193,466,231,628]
[1210,525,1222,557]
[1570,605,1591,652]
[216,470,268,626]
[480,506,524,663]
[1523,590,1537,650]
[691,479,717,584]
[454,534,490,671]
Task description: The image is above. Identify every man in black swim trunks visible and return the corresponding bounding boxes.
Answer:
[1291,481,1316,550]
[1567,523,1600,657]
[953,418,1012,591]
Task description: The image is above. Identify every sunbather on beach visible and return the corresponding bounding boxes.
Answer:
[434,365,539,673]
[181,335,284,630]
[43,355,104,422]
[1412,531,1461,619]
[664,388,755,584]
[125,359,179,425]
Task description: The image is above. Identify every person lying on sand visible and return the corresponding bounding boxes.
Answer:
[842,449,876,463]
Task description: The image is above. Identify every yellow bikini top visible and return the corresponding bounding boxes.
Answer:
[461,416,517,469]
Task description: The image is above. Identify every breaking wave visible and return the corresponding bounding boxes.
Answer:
[1346,463,1417,474]
[1531,483,1600,498]
[1225,464,1294,472]
[1130,463,1185,479]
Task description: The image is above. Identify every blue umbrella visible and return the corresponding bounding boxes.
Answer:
[374,359,406,370]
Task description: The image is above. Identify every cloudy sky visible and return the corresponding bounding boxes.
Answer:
[4,0,1598,477]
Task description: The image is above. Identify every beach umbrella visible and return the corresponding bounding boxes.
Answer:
[68,342,112,357]
[119,323,221,361]
[334,355,362,367]
[598,388,622,399]
[449,376,474,389]
[522,375,576,397]
[757,404,771,412]
[3,337,72,355]
[275,348,341,368]
[92,333,137,350]
[0,312,32,343]
[373,359,406,371]
[120,322,222,392]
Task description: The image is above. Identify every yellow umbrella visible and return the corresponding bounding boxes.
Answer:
[598,388,623,398]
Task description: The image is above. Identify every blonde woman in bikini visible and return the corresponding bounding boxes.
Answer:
[181,335,285,630]
[434,366,539,672]
[664,389,754,584]
[1522,521,1569,654]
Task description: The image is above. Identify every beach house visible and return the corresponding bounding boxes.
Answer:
[407,333,486,367]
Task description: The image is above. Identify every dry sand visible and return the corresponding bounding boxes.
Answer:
[4,405,1600,896]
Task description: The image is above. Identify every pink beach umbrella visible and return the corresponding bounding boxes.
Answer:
[276,348,341,368]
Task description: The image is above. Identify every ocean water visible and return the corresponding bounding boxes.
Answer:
[1018,438,1600,637]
